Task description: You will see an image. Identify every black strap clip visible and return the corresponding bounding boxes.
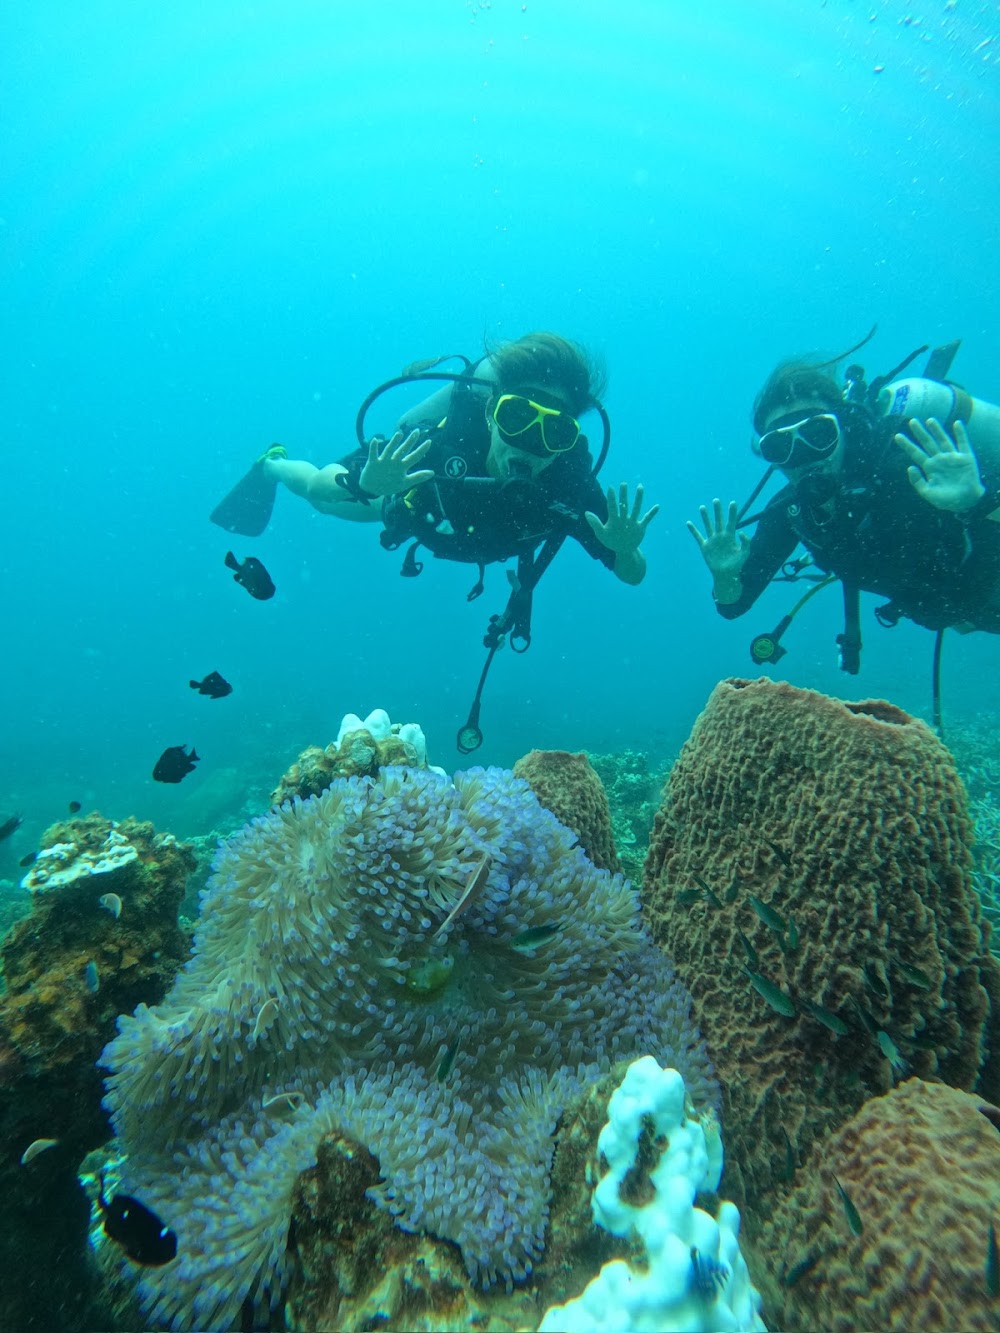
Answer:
[400,541,424,578]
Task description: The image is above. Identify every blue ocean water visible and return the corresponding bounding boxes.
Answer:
[1,0,998,859]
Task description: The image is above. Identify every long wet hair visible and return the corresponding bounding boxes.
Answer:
[485,331,607,417]
[751,359,845,436]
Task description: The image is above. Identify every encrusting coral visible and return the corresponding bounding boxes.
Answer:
[0,813,193,1333]
[512,749,621,873]
[101,764,716,1331]
[643,677,999,1210]
[751,1077,1000,1331]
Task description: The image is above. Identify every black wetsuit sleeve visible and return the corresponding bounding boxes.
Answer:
[567,475,616,569]
[714,500,800,619]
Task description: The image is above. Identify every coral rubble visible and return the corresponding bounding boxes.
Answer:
[643,678,999,1210]
[101,765,715,1330]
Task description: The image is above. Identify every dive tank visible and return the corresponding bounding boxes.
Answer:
[877,377,1000,454]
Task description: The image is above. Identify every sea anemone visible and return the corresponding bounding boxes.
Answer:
[101,766,715,1328]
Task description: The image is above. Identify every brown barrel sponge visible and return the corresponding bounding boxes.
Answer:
[513,749,621,874]
[751,1078,1000,1332]
[642,677,998,1210]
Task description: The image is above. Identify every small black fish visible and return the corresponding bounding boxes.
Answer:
[225,550,275,600]
[99,1175,177,1267]
[152,745,199,784]
[0,812,23,843]
[19,851,37,868]
[68,801,82,814]
[189,671,233,700]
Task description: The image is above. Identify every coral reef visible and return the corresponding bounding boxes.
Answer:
[643,677,1000,1211]
[0,814,193,1333]
[588,748,665,884]
[272,708,437,804]
[285,1059,739,1333]
[101,765,715,1330]
[512,749,621,873]
[946,719,1000,962]
[751,1077,1000,1332]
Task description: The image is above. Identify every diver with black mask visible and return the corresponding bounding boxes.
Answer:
[687,342,1000,653]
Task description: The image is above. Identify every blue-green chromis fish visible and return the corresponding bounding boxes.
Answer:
[801,998,849,1036]
[509,923,561,951]
[435,1037,460,1083]
[765,838,793,869]
[748,895,787,934]
[743,966,795,1018]
[84,961,100,994]
[987,1221,999,1298]
[876,1029,908,1074]
[834,1176,863,1236]
[894,958,932,990]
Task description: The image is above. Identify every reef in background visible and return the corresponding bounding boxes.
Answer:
[0,814,193,1333]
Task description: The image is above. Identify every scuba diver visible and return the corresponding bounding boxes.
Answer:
[211,330,659,749]
[687,336,1000,675]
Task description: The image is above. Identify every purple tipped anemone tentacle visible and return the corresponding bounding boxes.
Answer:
[100,766,716,1328]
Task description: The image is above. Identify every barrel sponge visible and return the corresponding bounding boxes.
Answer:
[100,766,716,1327]
[753,1078,1000,1331]
[643,677,998,1208]
[513,749,621,873]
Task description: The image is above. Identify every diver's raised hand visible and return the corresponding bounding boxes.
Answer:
[895,418,985,513]
[586,482,660,555]
[687,498,750,604]
[359,429,434,498]
[687,499,750,575]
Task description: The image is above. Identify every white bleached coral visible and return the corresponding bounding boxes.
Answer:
[21,826,139,893]
[539,1056,765,1333]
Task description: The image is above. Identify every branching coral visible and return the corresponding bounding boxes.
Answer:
[101,766,715,1329]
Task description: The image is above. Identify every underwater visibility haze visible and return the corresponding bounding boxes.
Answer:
[2,2,1000,1331]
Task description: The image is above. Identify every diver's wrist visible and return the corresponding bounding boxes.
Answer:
[712,571,743,604]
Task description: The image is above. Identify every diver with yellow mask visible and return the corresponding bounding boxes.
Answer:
[211,330,659,749]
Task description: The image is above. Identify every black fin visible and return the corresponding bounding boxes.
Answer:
[224,551,239,572]
[211,461,278,537]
